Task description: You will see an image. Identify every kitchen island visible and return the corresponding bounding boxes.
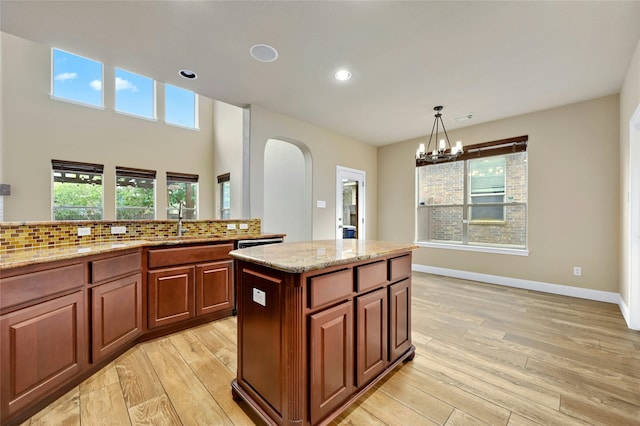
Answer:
[230,239,417,426]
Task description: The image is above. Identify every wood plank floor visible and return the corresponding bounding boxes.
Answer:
[22,272,640,425]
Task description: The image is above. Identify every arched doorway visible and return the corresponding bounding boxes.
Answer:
[263,139,312,241]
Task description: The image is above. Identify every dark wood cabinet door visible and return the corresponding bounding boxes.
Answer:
[356,288,388,387]
[389,278,412,362]
[0,291,85,418]
[309,301,354,425]
[91,273,143,363]
[147,266,195,329]
[195,260,233,316]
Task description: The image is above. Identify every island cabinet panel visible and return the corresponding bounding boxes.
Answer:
[147,266,195,328]
[90,273,143,363]
[195,260,233,316]
[389,278,412,362]
[0,291,85,418]
[308,268,352,309]
[309,301,354,425]
[356,288,388,387]
[355,260,387,293]
[389,254,411,282]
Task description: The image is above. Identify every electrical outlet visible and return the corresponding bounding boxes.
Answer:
[227,223,237,230]
[77,227,91,236]
[111,226,127,234]
[239,223,249,230]
[573,266,582,276]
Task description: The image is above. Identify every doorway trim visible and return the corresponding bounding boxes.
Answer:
[627,103,640,330]
[336,166,366,240]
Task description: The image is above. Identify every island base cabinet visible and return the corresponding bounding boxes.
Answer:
[356,288,388,387]
[389,278,412,362]
[0,291,85,418]
[90,273,143,363]
[309,301,354,425]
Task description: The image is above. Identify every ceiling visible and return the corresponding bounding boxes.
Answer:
[1,1,639,146]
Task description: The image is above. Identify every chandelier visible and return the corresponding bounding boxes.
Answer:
[416,106,463,164]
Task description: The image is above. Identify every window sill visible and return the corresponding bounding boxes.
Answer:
[469,220,506,225]
[416,241,529,256]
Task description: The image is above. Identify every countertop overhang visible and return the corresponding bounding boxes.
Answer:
[230,239,418,273]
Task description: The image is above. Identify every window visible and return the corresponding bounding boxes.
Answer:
[165,84,197,129]
[52,48,103,107]
[167,172,198,219]
[417,136,528,250]
[52,160,103,220]
[115,68,155,119]
[218,173,231,219]
[116,167,156,219]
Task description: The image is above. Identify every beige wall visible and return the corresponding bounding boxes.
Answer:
[247,104,377,240]
[1,32,217,221]
[212,100,244,219]
[619,39,640,307]
[379,95,620,292]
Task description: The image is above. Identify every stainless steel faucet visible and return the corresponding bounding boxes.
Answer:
[177,202,184,237]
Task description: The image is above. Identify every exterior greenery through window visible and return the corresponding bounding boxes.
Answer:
[218,173,231,219]
[52,160,103,220]
[416,136,528,250]
[116,167,156,219]
[167,172,198,219]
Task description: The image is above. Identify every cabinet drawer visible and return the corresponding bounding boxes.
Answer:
[308,268,353,309]
[1,263,85,311]
[355,260,387,293]
[91,252,141,284]
[389,254,411,282]
[148,243,233,268]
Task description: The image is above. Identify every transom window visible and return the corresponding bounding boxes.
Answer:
[115,68,155,119]
[52,160,104,220]
[52,48,103,107]
[417,136,528,250]
[165,84,198,129]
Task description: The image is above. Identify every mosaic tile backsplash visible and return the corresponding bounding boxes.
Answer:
[0,219,262,253]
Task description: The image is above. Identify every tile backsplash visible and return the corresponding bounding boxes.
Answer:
[0,219,261,253]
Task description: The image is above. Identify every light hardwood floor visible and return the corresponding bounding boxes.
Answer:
[23,273,640,425]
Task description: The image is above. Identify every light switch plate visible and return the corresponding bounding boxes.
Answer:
[239,223,249,230]
[77,227,91,236]
[252,288,266,306]
[227,223,237,230]
[317,200,326,208]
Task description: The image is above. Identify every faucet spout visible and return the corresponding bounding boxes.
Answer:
[177,202,184,237]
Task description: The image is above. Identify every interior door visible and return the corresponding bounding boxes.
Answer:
[336,166,365,240]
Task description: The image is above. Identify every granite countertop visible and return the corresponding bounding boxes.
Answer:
[0,234,285,270]
[229,239,418,273]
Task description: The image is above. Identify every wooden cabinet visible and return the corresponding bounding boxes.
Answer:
[309,301,354,424]
[90,251,143,363]
[146,243,234,330]
[0,291,85,418]
[233,249,415,426]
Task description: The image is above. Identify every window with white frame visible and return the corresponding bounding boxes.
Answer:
[52,48,103,107]
[116,167,156,219]
[167,172,198,219]
[52,160,104,220]
[417,136,528,250]
[115,68,155,119]
[165,84,198,129]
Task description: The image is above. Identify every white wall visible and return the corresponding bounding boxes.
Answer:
[264,139,310,240]
[379,95,620,293]
[247,104,377,240]
[1,32,217,221]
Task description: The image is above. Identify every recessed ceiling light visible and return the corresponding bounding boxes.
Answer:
[334,70,352,81]
[250,44,278,62]
[179,69,197,79]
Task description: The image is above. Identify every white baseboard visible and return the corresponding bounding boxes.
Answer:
[412,264,621,305]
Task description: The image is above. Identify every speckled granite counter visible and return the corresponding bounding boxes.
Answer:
[229,239,418,273]
[0,234,285,270]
